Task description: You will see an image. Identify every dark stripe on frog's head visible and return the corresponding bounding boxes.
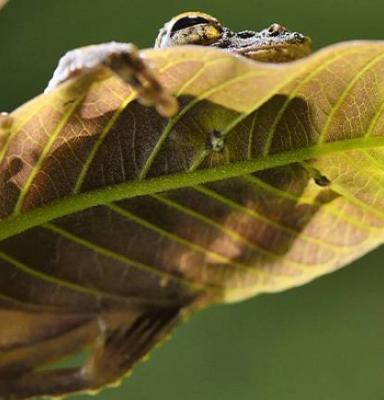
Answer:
[155,12,222,49]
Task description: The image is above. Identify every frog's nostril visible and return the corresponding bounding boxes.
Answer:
[267,23,286,36]
[293,32,305,42]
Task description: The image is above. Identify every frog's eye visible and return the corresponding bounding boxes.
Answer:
[155,12,223,48]
[171,16,214,33]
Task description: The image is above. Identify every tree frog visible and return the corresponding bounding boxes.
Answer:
[45,12,311,117]
[1,12,311,399]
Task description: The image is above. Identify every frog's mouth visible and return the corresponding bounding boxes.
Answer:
[232,38,312,62]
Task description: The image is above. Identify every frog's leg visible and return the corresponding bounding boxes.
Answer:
[45,42,178,117]
[0,307,181,399]
[0,310,98,376]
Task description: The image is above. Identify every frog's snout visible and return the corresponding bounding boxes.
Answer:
[292,32,307,44]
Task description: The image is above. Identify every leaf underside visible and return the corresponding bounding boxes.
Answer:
[0,41,383,396]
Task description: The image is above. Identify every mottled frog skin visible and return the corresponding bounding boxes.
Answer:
[156,11,311,62]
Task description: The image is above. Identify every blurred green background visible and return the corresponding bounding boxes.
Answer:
[1,0,384,399]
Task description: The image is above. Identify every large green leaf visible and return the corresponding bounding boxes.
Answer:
[0,41,383,397]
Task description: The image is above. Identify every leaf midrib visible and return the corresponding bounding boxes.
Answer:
[0,135,383,242]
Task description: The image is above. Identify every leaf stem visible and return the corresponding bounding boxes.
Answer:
[0,136,383,241]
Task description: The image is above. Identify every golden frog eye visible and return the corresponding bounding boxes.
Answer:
[155,12,223,48]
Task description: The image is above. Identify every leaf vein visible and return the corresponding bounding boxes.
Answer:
[44,222,213,293]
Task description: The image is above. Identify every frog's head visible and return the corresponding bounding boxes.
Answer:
[155,12,311,62]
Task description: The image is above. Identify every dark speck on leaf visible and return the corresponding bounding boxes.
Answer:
[314,175,331,187]
[63,99,77,106]
[208,129,225,152]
